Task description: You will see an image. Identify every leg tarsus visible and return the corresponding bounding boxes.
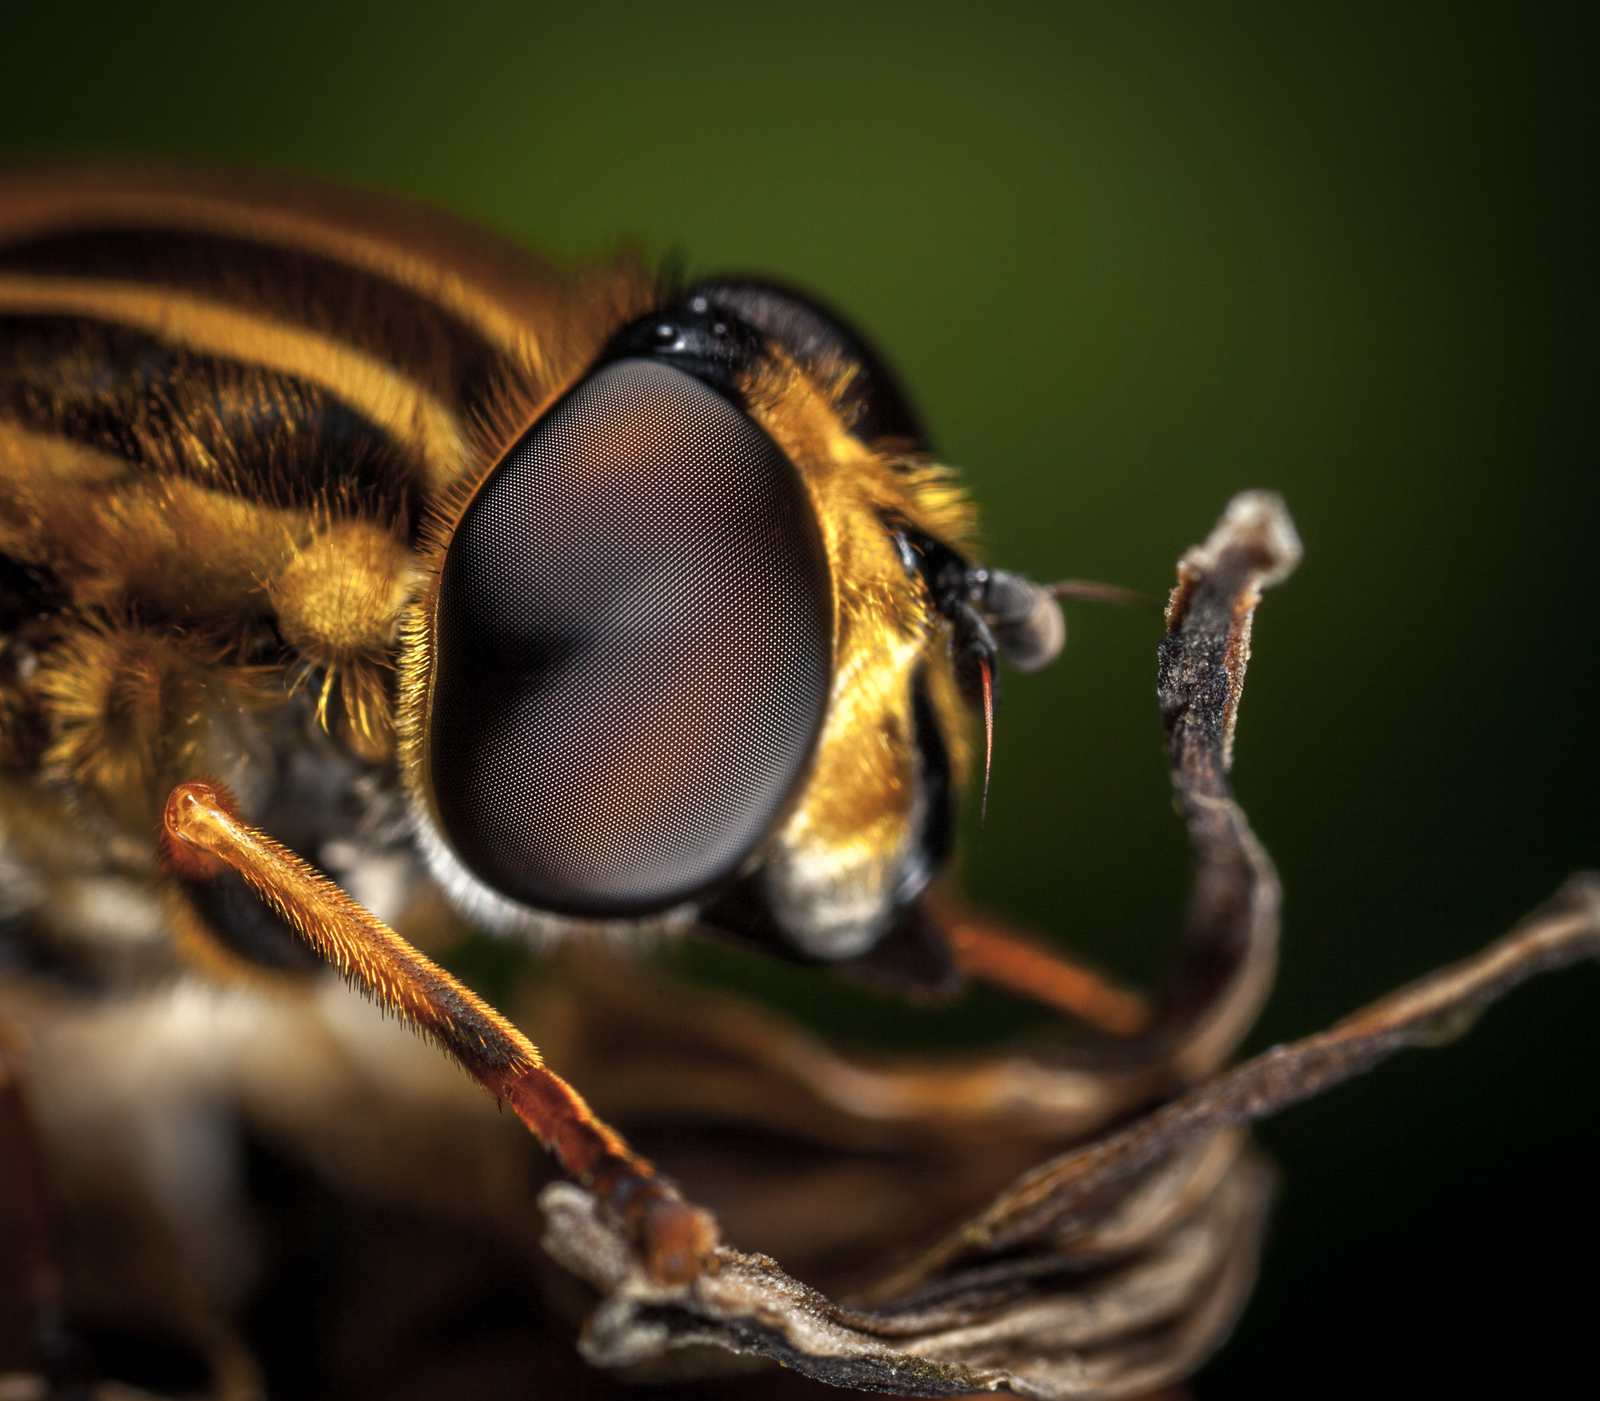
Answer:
[928,895,1152,1037]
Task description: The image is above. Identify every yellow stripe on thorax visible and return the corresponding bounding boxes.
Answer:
[0,184,544,359]
[0,272,466,489]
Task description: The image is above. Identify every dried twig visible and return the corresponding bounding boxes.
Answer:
[862,874,1600,1299]
[534,491,1598,1398]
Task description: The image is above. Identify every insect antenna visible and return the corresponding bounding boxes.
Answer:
[1044,579,1151,608]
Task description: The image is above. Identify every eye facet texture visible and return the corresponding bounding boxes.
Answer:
[430,359,832,916]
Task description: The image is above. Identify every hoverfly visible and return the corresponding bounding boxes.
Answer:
[0,167,1141,1396]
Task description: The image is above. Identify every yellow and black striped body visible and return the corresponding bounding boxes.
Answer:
[0,167,1011,1398]
[0,166,977,993]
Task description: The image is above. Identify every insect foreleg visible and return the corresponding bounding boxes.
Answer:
[159,780,718,1286]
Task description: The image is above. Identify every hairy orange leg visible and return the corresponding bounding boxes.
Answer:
[931,897,1152,1037]
[161,779,717,1284]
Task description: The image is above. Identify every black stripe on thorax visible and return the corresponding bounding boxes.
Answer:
[1,312,426,528]
[0,226,505,412]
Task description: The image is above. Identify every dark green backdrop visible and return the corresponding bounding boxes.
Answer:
[5,3,1595,1396]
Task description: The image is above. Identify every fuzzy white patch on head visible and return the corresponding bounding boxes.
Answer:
[757,782,925,961]
[409,801,695,949]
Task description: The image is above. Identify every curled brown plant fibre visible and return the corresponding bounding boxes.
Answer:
[533,491,1598,1399]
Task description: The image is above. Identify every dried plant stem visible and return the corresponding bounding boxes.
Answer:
[532,492,1598,1399]
[869,874,1600,1297]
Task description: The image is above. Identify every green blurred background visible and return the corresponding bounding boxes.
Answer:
[5,1,1594,1395]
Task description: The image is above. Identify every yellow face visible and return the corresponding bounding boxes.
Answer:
[395,301,982,960]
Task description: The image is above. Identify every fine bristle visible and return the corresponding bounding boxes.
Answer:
[979,655,995,825]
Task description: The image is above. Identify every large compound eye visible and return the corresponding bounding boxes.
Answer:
[428,359,832,917]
